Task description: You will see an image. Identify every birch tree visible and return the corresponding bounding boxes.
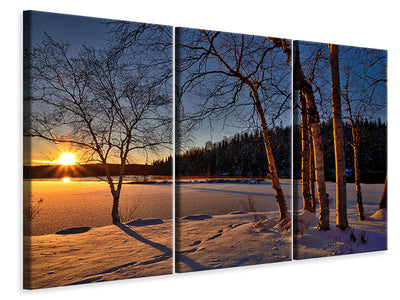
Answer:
[343,67,366,220]
[293,42,330,230]
[329,44,348,230]
[309,125,317,213]
[341,48,387,220]
[177,30,291,221]
[379,174,387,210]
[299,91,313,212]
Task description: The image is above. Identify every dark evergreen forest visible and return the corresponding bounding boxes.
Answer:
[294,119,387,183]
[153,120,386,183]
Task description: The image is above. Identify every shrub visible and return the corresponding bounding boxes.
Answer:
[239,195,257,212]
[119,192,143,223]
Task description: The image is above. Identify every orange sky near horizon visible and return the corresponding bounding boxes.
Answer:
[23,137,170,166]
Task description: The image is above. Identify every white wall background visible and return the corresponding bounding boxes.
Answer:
[1,1,399,299]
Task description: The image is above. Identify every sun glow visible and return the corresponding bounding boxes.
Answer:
[62,177,71,183]
[57,153,76,165]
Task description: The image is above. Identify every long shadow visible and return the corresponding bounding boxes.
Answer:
[117,223,208,271]
[176,254,209,272]
[179,185,277,198]
[115,223,172,256]
[67,224,173,286]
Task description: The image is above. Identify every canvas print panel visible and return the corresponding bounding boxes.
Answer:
[175,28,292,272]
[23,11,173,289]
[292,40,387,259]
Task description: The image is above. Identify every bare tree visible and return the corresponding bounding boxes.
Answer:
[292,42,330,230]
[105,21,173,90]
[309,125,317,213]
[341,48,387,220]
[342,68,366,220]
[177,30,291,221]
[25,33,172,224]
[329,44,348,230]
[299,91,312,212]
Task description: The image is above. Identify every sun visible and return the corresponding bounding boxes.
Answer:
[57,153,76,165]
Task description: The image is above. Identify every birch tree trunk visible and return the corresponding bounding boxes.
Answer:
[294,44,330,230]
[329,44,348,230]
[352,125,366,220]
[112,192,121,224]
[270,38,329,227]
[194,34,289,222]
[252,86,288,220]
[305,89,330,230]
[309,126,317,213]
[379,174,387,210]
[300,92,312,212]
[343,70,366,221]
[103,164,122,224]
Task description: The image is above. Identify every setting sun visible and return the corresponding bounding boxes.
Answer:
[57,153,76,165]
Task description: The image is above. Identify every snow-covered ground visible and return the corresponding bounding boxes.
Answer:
[176,212,291,272]
[24,219,173,289]
[293,181,387,259]
[24,211,291,289]
[25,180,292,289]
[24,180,387,289]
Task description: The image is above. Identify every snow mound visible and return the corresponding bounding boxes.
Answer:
[182,214,213,221]
[293,210,319,233]
[297,210,319,227]
[369,209,387,221]
[126,218,164,226]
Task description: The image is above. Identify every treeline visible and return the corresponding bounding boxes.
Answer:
[163,126,291,177]
[24,163,164,179]
[294,119,387,183]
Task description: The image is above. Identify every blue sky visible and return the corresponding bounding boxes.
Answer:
[26,11,108,52]
[176,27,292,151]
[295,40,387,123]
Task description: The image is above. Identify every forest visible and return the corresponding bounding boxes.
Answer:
[294,119,387,183]
[151,118,386,182]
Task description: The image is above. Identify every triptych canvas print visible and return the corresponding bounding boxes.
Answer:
[23,11,387,289]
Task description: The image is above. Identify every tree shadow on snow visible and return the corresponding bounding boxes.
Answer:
[176,254,209,272]
[116,223,207,272]
[115,223,172,256]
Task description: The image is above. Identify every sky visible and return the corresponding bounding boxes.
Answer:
[26,11,108,52]
[24,11,108,165]
[24,13,387,165]
[24,11,172,166]
[295,40,387,123]
[176,27,292,151]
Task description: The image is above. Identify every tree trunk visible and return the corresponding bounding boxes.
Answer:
[329,44,348,230]
[309,126,317,213]
[252,87,288,221]
[300,92,312,212]
[112,191,121,224]
[353,144,366,220]
[307,99,330,230]
[101,162,122,224]
[343,71,366,221]
[379,174,387,210]
[294,44,329,230]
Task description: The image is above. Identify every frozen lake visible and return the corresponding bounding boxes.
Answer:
[24,178,384,236]
[176,179,292,217]
[24,179,173,236]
